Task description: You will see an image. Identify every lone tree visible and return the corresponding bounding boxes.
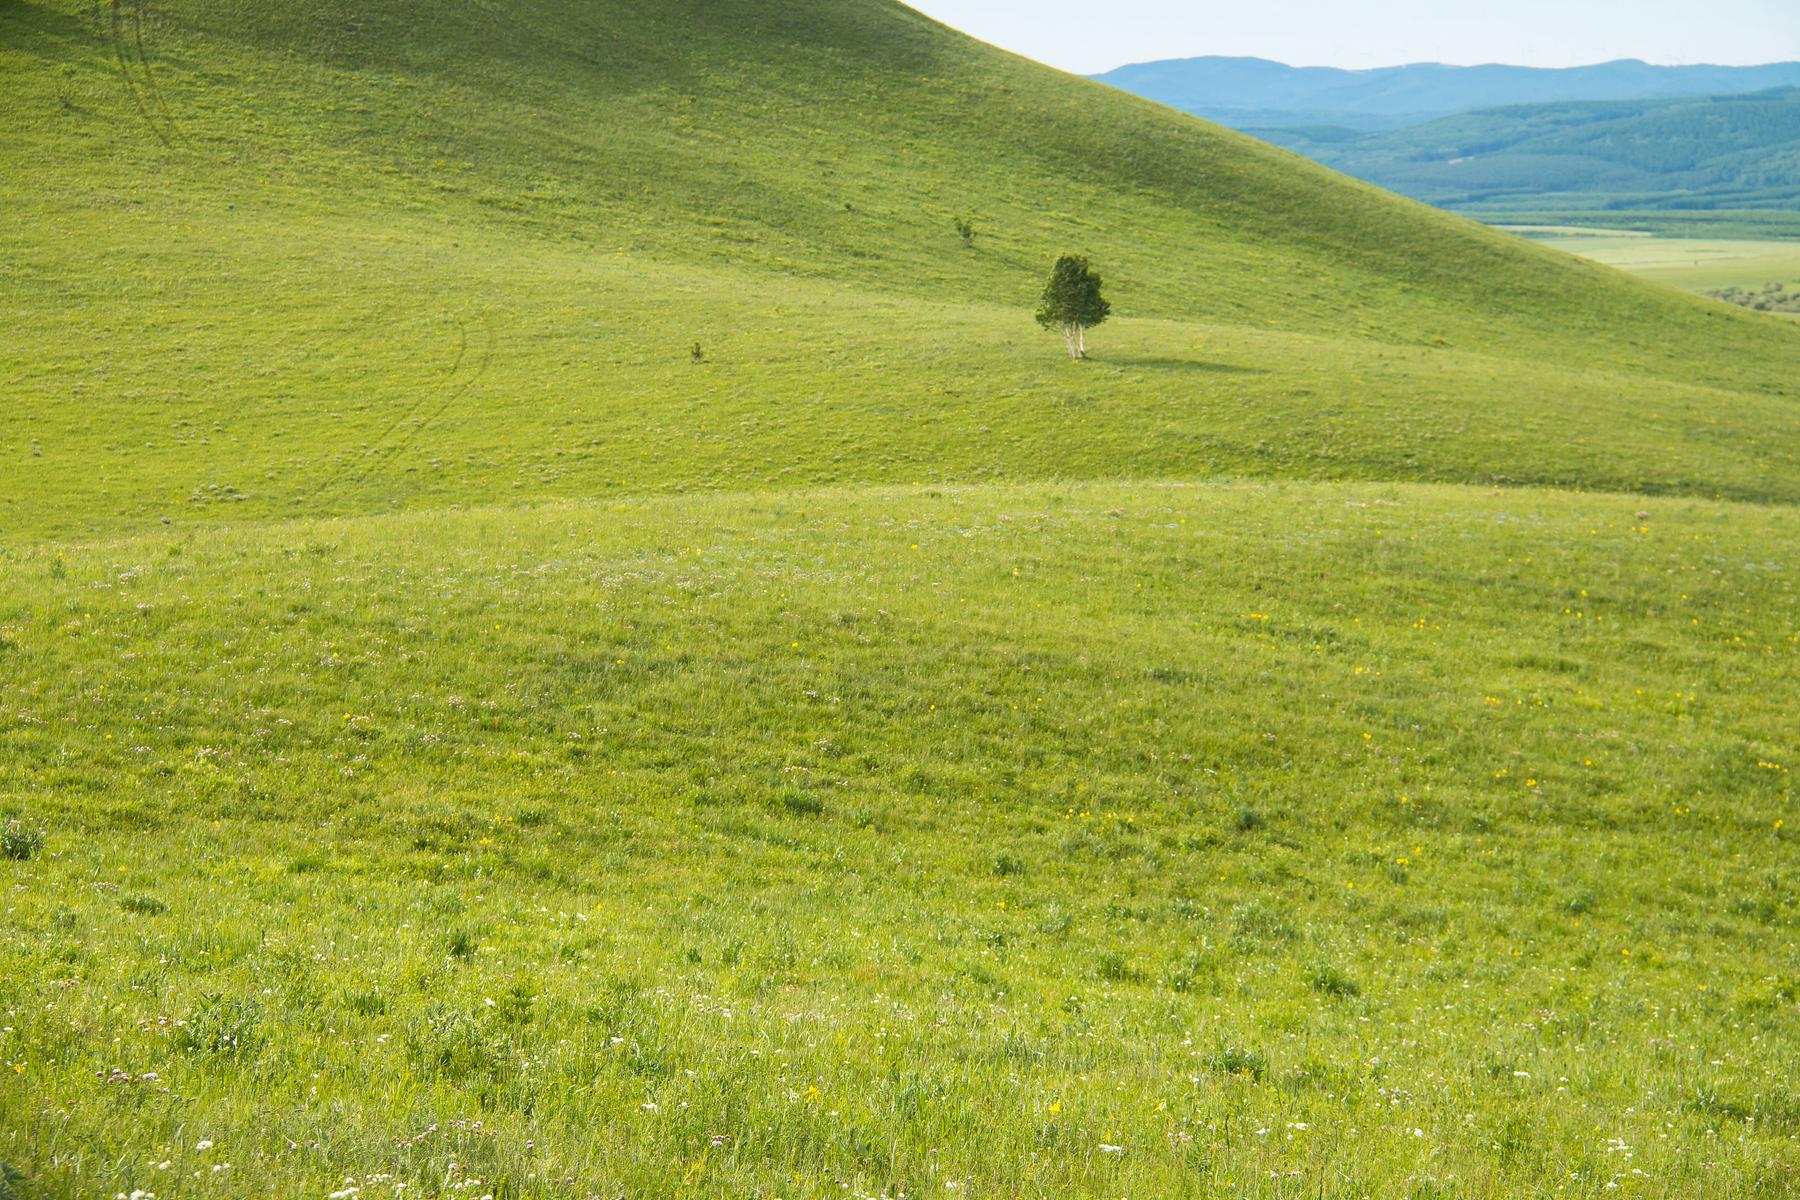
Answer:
[1035,255,1110,359]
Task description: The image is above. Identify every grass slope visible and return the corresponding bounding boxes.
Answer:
[1,2,1798,1198]
[4,0,1800,544]
[7,224,1800,546]
[1512,232,1800,295]
[2,483,1796,1198]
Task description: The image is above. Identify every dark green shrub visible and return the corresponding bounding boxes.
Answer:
[1307,964,1362,998]
[776,789,824,818]
[447,927,478,959]
[1095,950,1132,982]
[498,977,537,1025]
[1,820,43,862]
[409,1005,505,1082]
[178,994,262,1058]
[1035,903,1074,938]
[1229,901,1296,951]
[1206,1043,1267,1081]
[346,988,387,1017]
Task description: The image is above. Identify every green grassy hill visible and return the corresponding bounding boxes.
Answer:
[1260,88,1800,211]
[1,3,1796,1198]
[6,0,1800,544]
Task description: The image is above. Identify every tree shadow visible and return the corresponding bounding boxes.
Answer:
[8,1,98,46]
[1102,356,1270,376]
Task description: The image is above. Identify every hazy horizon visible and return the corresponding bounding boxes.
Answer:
[1097,53,1800,72]
[905,0,1800,76]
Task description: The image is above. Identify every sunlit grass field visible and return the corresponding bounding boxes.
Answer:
[5,0,1798,550]
[2,1,1798,1197]
[1520,232,1800,296]
[7,223,1800,548]
[3,483,1795,1198]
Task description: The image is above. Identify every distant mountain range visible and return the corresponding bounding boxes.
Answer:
[1092,57,1800,212]
[1092,57,1800,131]
[1253,88,1800,211]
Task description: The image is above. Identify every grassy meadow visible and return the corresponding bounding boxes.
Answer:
[3,483,1796,1198]
[1480,212,1800,241]
[1510,230,1800,297]
[2,1,1798,1198]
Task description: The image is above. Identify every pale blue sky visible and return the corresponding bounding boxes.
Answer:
[905,0,1800,75]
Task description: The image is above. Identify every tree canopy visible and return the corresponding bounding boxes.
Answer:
[1035,256,1111,359]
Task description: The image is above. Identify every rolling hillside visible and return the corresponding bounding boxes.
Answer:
[1,3,1797,1198]
[1262,87,1800,210]
[1092,55,1800,130]
[3,1,1798,545]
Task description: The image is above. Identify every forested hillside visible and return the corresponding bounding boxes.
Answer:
[1257,88,1800,209]
[1094,55,1800,130]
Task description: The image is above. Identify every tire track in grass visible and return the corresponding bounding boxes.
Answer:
[107,0,182,147]
[350,313,495,488]
[306,313,495,504]
[124,0,184,144]
[107,0,168,147]
[304,315,467,502]
[353,316,469,468]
